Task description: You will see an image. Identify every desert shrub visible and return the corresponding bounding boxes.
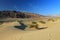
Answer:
[48,19,55,22]
[30,24,38,28]
[0,21,4,25]
[39,21,46,24]
[51,19,54,22]
[30,21,38,28]
[32,21,37,24]
[30,21,48,30]
[48,19,52,21]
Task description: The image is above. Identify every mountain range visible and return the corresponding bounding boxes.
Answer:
[0,11,44,18]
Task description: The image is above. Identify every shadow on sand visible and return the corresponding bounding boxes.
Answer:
[36,27,48,30]
[14,21,27,30]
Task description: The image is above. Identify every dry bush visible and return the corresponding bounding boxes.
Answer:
[0,21,4,25]
[39,21,46,24]
[30,22,38,28]
[48,18,55,22]
[32,22,37,24]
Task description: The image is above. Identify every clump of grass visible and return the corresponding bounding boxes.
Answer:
[32,22,37,24]
[0,21,4,25]
[30,21,48,30]
[30,21,38,28]
[39,21,46,24]
[48,19,55,22]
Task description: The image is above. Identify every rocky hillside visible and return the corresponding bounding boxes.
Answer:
[0,11,44,18]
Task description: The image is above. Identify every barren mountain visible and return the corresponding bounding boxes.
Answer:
[0,11,44,18]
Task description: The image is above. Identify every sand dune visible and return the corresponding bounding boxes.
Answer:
[0,18,60,40]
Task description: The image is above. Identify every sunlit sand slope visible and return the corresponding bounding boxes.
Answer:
[0,18,60,40]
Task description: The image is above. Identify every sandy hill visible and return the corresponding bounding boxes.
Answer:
[0,18,60,40]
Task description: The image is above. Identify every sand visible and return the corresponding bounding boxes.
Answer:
[0,18,60,40]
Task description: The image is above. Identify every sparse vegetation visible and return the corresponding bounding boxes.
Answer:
[0,21,4,25]
[48,18,55,22]
[32,21,37,24]
[39,21,46,24]
[30,21,47,30]
[30,21,38,28]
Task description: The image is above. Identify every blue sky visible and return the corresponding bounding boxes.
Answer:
[0,0,60,15]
